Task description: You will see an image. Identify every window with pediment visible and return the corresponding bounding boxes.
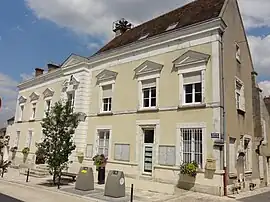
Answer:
[173,50,210,107]
[96,69,118,114]
[18,96,27,122]
[134,60,163,110]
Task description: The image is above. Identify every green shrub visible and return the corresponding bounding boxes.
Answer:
[180,161,198,177]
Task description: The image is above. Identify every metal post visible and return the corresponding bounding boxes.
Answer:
[26,168,30,182]
[58,172,61,189]
[130,184,134,202]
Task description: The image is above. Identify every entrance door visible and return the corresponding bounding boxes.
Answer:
[143,128,154,175]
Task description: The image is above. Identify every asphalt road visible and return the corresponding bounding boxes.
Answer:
[0,193,23,202]
[238,191,270,202]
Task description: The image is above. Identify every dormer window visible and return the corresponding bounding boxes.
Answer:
[138,33,149,40]
[166,22,178,31]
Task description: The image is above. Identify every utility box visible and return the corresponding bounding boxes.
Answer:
[104,170,125,198]
[75,166,94,191]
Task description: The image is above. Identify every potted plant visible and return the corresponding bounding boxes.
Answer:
[77,152,84,164]
[180,161,198,177]
[10,146,18,160]
[22,147,30,163]
[92,154,108,184]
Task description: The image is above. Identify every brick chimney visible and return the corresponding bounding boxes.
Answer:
[47,63,60,72]
[35,68,44,77]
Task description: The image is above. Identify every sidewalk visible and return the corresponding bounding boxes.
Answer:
[0,168,237,202]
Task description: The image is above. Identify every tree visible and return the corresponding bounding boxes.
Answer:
[36,101,80,184]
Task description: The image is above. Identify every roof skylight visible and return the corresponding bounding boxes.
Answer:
[138,33,149,40]
[166,22,178,31]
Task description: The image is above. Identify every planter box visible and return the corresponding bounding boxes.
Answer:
[177,174,196,190]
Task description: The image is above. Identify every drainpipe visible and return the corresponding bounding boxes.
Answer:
[220,30,228,196]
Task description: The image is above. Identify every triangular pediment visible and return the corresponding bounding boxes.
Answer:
[18,96,27,104]
[173,50,210,67]
[96,69,118,83]
[43,88,54,98]
[29,92,40,101]
[61,54,89,68]
[134,60,163,76]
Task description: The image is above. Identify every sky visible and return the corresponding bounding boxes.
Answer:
[0,0,270,128]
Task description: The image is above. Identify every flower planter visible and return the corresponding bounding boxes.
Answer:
[77,156,84,164]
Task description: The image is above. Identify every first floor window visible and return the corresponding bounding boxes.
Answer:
[97,130,110,157]
[67,92,75,111]
[19,105,24,121]
[31,103,36,119]
[181,128,203,168]
[46,100,51,112]
[102,84,112,112]
[142,79,156,108]
[183,72,202,104]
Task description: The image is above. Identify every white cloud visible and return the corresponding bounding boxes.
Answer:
[0,73,18,128]
[238,0,270,29]
[25,0,191,41]
[259,81,270,97]
[20,72,35,81]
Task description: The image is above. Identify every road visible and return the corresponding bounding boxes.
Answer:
[238,191,270,202]
[0,193,23,202]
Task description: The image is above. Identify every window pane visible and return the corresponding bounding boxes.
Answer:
[195,92,202,102]
[185,94,192,103]
[99,132,104,139]
[143,89,150,99]
[185,84,192,93]
[144,98,150,107]
[151,98,156,107]
[195,83,201,93]
[104,148,109,157]
[144,129,154,143]
[151,87,156,98]
[98,148,103,155]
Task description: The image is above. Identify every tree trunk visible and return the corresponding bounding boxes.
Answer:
[53,169,56,185]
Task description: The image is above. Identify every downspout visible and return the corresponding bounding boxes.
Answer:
[220,30,228,196]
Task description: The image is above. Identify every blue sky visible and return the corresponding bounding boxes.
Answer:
[0,0,270,127]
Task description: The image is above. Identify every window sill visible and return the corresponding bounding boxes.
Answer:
[137,108,159,113]
[178,103,206,110]
[154,165,179,171]
[229,173,238,178]
[97,112,113,116]
[237,108,245,116]
[29,119,35,122]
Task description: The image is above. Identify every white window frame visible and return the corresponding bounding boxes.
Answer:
[99,80,115,114]
[235,77,245,112]
[176,123,206,169]
[229,137,237,174]
[137,73,160,110]
[236,43,241,63]
[44,98,52,117]
[242,134,252,173]
[18,104,25,122]
[30,102,37,120]
[85,144,93,159]
[67,91,75,111]
[26,130,33,148]
[94,126,112,159]
[178,65,206,107]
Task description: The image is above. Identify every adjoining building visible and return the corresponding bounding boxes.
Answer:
[7,0,270,196]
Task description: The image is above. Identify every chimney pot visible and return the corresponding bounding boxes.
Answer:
[35,68,44,77]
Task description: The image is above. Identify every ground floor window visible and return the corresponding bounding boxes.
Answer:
[97,130,110,157]
[180,128,203,168]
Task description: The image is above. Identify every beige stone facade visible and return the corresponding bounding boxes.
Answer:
[6,0,270,196]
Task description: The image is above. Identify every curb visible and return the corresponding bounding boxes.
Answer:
[0,178,104,202]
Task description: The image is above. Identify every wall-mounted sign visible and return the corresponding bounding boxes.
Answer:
[211,132,220,138]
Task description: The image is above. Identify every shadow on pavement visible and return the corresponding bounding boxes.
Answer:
[0,193,24,202]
